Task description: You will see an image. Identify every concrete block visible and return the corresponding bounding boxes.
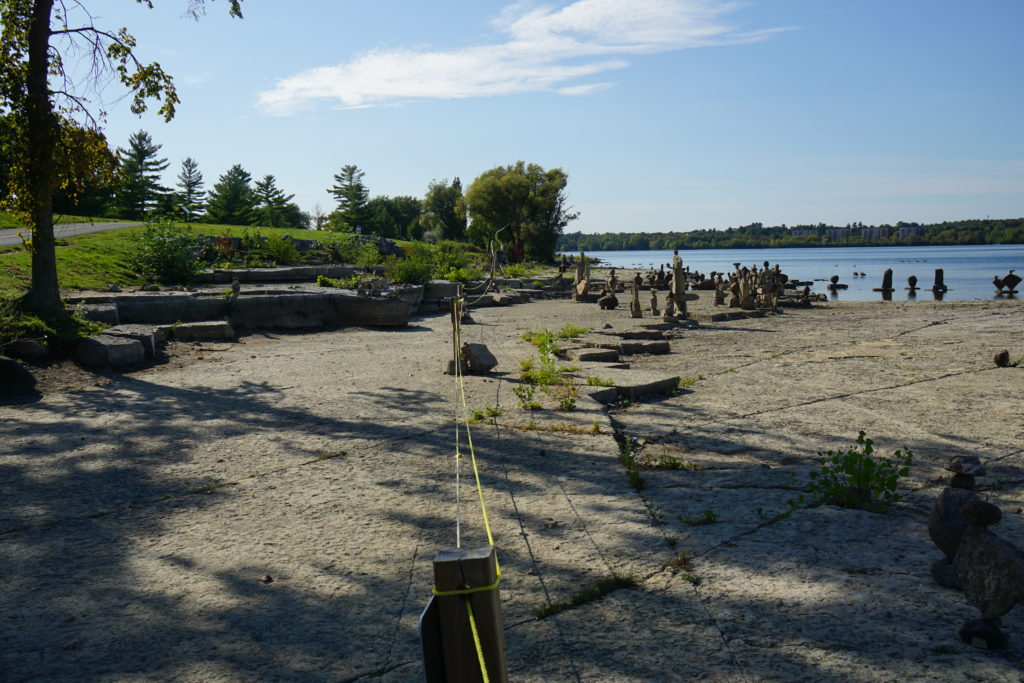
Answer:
[103,324,159,358]
[171,321,235,341]
[78,334,145,369]
[565,348,620,363]
[619,340,671,355]
[77,303,119,325]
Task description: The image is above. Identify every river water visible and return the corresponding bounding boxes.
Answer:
[560,244,1024,302]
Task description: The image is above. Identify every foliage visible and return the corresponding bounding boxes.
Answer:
[464,161,578,262]
[384,243,434,284]
[445,266,484,283]
[433,240,477,274]
[364,195,422,239]
[419,177,467,240]
[557,217,1024,252]
[114,130,169,219]
[586,376,615,387]
[468,405,502,424]
[1,296,104,348]
[532,574,637,619]
[796,431,913,512]
[253,174,304,229]
[328,164,369,231]
[131,220,203,285]
[261,232,300,265]
[557,324,589,339]
[681,509,719,526]
[615,432,645,491]
[174,156,206,222]
[0,0,242,314]
[502,262,533,278]
[512,384,541,410]
[319,234,381,267]
[205,164,256,226]
[316,274,361,289]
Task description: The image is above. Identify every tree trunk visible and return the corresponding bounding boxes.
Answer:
[20,0,62,316]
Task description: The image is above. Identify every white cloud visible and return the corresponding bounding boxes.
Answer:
[257,0,786,114]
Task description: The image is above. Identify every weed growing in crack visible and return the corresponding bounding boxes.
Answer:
[681,509,719,526]
[532,574,637,619]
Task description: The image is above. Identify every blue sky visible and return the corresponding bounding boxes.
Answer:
[84,0,1023,233]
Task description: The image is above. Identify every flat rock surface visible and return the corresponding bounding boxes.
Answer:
[2,294,1023,681]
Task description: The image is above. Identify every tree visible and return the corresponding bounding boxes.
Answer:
[174,156,205,223]
[0,0,242,315]
[205,164,255,226]
[115,130,169,219]
[253,174,289,227]
[464,162,578,262]
[420,177,467,241]
[310,203,328,230]
[328,164,368,231]
[364,195,422,239]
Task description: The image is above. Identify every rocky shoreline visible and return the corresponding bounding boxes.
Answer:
[2,295,1022,681]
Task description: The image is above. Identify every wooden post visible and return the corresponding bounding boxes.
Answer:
[431,545,507,683]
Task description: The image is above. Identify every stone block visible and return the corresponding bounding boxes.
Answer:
[565,348,619,363]
[171,321,235,341]
[103,324,159,358]
[619,340,671,355]
[78,334,145,369]
[461,343,498,374]
[77,303,119,325]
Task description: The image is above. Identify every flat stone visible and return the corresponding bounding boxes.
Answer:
[0,355,37,394]
[78,334,145,369]
[103,324,159,359]
[565,348,620,363]
[76,303,119,325]
[619,340,671,355]
[171,321,235,342]
[5,339,49,361]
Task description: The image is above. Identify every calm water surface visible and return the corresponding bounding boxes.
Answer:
[561,245,1024,302]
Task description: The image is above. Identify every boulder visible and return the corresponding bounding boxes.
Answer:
[78,334,146,369]
[0,356,37,394]
[5,339,49,361]
[460,343,498,374]
[103,324,159,359]
[993,350,1010,367]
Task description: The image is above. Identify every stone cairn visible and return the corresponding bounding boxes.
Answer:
[649,288,659,316]
[873,268,895,300]
[597,286,618,310]
[931,268,948,294]
[573,252,590,302]
[928,456,1024,648]
[629,281,643,318]
[906,275,918,292]
[994,270,1021,294]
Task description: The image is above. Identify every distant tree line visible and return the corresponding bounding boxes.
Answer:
[558,218,1024,252]
[1,125,575,261]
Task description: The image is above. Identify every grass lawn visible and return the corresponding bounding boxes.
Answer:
[0,221,419,299]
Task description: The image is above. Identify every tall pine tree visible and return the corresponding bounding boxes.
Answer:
[175,157,206,223]
[115,130,169,219]
[205,164,256,226]
[327,164,368,231]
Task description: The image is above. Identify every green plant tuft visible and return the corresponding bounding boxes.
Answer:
[795,431,913,512]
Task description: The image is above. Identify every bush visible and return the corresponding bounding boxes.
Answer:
[263,233,301,265]
[321,234,381,267]
[385,243,435,284]
[132,220,204,285]
[798,431,913,512]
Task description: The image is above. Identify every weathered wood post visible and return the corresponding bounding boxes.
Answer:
[425,546,507,682]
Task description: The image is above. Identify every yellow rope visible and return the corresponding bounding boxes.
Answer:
[465,599,490,683]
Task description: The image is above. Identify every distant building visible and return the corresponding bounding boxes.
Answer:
[862,226,891,241]
[790,229,815,237]
[826,227,851,241]
[898,225,926,239]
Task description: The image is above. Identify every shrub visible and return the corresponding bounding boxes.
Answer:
[445,266,485,283]
[385,243,435,284]
[797,431,913,512]
[502,262,533,278]
[263,233,301,265]
[316,274,362,289]
[132,220,204,285]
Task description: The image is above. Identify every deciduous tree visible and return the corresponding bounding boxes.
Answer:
[465,162,577,262]
[420,177,466,241]
[0,0,243,315]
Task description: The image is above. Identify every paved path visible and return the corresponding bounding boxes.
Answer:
[0,221,142,247]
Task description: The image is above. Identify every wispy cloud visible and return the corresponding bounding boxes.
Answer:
[257,0,786,114]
